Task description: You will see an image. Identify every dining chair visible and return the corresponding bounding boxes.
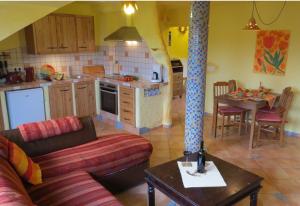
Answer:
[213,81,246,138]
[256,89,294,146]
[258,87,292,114]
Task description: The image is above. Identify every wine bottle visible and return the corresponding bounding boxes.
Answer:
[197,140,206,173]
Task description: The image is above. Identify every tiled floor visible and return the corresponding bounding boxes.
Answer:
[96,97,300,206]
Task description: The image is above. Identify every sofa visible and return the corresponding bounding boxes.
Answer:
[0,116,153,206]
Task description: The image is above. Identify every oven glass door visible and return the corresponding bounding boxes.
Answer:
[101,89,118,115]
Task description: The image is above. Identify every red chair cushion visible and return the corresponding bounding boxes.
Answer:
[258,106,277,113]
[33,133,153,179]
[256,112,283,122]
[28,171,123,206]
[218,106,244,114]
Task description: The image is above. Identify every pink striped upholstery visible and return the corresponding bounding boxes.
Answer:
[33,133,153,178]
[0,157,34,206]
[18,116,83,142]
[218,106,244,114]
[28,171,123,206]
[256,112,283,122]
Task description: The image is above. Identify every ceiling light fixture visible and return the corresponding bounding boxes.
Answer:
[243,1,286,31]
[243,1,260,31]
[123,1,138,15]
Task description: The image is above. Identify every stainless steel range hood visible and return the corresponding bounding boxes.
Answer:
[104,26,142,42]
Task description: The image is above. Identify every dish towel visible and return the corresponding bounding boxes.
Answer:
[177,161,227,188]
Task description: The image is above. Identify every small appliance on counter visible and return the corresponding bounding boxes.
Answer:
[24,67,35,82]
[6,68,24,84]
[151,64,163,83]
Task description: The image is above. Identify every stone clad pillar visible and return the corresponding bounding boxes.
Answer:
[184,1,210,153]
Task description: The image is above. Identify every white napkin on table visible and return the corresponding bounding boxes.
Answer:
[177,161,227,188]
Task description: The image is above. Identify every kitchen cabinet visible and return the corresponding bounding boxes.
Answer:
[55,14,77,53]
[49,83,74,119]
[25,15,59,54]
[120,86,135,126]
[76,16,95,52]
[75,80,96,117]
[25,14,94,54]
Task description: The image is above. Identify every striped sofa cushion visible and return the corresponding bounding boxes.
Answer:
[0,157,34,206]
[18,116,83,142]
[28,171,123,206]
[33,133,152,178]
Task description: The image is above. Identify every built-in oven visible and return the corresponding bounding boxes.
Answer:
[100,82,118,115]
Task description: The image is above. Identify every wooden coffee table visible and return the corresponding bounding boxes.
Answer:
[145,154,263,206]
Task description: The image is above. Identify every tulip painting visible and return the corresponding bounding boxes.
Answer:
[254,30,290,75]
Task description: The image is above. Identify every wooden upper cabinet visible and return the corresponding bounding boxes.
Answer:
[75,81,96,117]
[25,15,59,54]
[56,15,77,53]
[25,14,95,54]
[76,16,95,52]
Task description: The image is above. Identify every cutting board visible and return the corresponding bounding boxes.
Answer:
[82,65,105,77]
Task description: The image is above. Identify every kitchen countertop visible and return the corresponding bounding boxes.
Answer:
[0,76,168,91]
[0,77,93,91]
[97,76,168,89]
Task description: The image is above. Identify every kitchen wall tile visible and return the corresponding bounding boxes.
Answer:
[0,40,160,81]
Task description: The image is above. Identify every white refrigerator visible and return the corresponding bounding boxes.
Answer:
[6,87,46,129]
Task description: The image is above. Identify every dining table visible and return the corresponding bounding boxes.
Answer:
[212,94,268,150]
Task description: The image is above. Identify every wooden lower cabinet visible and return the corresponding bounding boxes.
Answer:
[75,81,96,117]
[119,86,135,126]
[49,83,74,119]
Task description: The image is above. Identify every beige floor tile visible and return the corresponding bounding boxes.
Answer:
[95,97,300,205]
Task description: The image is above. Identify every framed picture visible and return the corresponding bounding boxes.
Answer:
[253,30,290,75]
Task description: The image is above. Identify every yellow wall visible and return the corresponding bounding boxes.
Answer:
[163,27,189,59]
[134,1,173,126]
[206,1,300,133]
[0,2,69,42]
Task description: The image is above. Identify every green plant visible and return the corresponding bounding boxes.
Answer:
[264,49,285,73]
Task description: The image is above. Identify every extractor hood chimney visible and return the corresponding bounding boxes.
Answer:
[104,26,142,42]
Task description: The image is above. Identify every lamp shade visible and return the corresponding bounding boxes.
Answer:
[243,17,260,31]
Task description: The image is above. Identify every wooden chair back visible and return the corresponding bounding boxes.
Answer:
[213,82,229,97]
[278,87,292,108]
[228,80,237,93]
[281,89,294,122]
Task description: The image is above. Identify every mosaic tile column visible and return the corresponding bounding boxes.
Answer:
[184,1,210,153]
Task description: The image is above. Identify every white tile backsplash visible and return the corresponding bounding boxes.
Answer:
[0,40,162,81]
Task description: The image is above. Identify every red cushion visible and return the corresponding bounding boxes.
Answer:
[18,116,83,142]
[28,171,123,206]
[0,157,34,206]
[256,112,283,122]
[218,106,244,114]
[33,133,153,178]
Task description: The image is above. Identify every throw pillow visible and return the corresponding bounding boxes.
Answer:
[0,135,42,185]
[18,116,83,142]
